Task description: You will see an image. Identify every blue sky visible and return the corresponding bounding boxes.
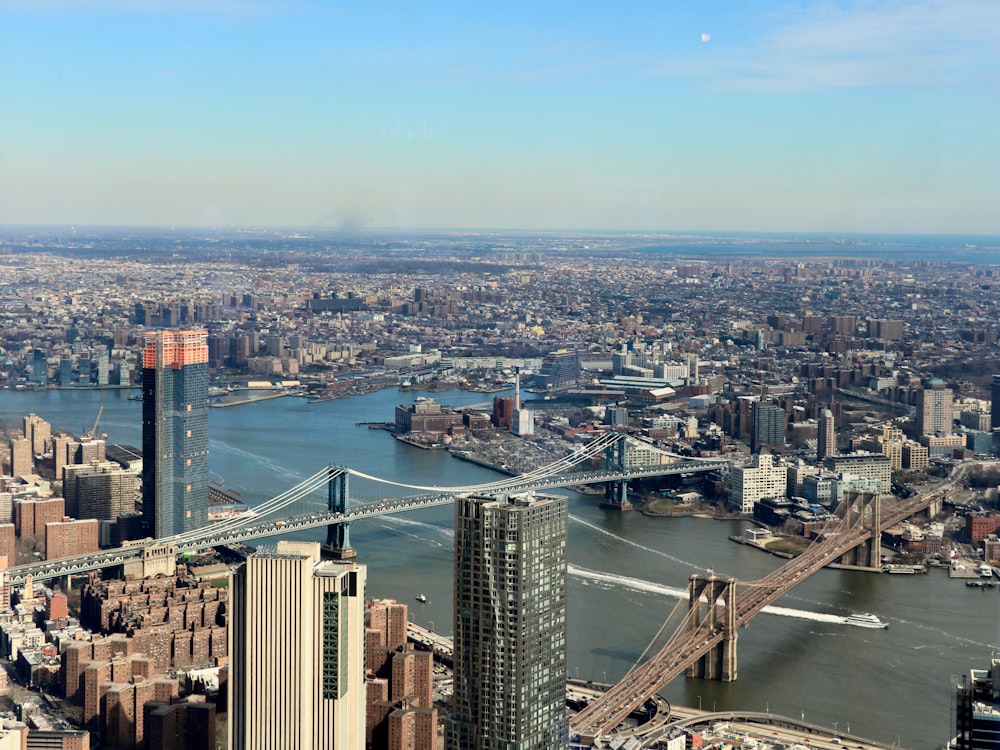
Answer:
[1,1,998,234]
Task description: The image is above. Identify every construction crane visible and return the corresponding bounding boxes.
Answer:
[83,405,104,440]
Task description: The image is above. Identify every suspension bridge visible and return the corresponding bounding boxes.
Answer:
[569,462,971,741]
[4,432,728,584]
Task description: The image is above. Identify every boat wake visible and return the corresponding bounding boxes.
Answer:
[570,514,706,573]
[569,565,845,625]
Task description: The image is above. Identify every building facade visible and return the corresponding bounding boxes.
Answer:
[141,330,209,539]
[730,454,788,514]
[229,541,366,750]
[62,461,136,521]
[817,408,835,461]
[992,375,1000,432]
[916,378,954,437]
[449,492,567,750]
[750,402,786,454]
[535,349,580,390]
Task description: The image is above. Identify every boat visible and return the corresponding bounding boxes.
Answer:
[415,594,427,603]
[978,563,994,578]
[844,612,888,629]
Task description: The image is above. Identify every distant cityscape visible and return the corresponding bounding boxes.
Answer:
[0,229,999,749]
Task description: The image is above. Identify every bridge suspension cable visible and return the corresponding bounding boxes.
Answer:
[345,431,621,494]
[164,466,343,546]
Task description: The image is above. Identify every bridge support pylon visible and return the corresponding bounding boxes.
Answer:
[323,467,356,560]
[838,491,881,569]
[684,574,738,682]
[599,434,633,511]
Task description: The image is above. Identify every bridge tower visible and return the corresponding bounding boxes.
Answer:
[323,467,356,560]
[684,574,738,682]
[600,433,633,511]
[839,491,881,569]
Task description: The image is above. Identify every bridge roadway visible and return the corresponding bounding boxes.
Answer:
[570,466,971,738]
[3,459,730,585]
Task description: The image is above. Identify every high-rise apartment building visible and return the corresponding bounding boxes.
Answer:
[991,375,1000,431]
[141,330,209,539]
[449,491,567,750]
[817,408,835,461]
[916,378,954,437]
[750,401,786,454]
[8,437,32,481]
[952,655,1000,749]
[23,413,51,456]
[535,349,580,390]
[63,461,137,520]
[229,541,366,750]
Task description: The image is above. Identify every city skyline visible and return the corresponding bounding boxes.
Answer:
[2,1,999,235]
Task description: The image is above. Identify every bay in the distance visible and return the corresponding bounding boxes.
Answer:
[1,386,996,749]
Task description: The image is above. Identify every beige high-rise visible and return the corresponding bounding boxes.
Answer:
[229,541,366,750]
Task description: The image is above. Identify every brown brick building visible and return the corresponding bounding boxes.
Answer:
[45,518,99,561]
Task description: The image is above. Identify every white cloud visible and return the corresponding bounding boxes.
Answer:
[655,0,1000,92]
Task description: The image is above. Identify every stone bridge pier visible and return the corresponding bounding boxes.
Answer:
[684,574,738,682]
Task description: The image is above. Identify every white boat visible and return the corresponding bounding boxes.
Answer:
[416,594,427,603]
[978,563,994,578]
[844,612,888,629]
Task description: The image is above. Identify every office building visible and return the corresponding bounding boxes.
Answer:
[817,408,835,461]
[916,378,954,437]
[449,491,567,750]
[229,541,366,750]
[141,330,209,539]
[750,401,786,454]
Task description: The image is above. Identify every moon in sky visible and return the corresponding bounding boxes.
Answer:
[701,33,711,42]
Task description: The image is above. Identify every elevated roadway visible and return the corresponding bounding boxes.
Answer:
[4,456,729,585]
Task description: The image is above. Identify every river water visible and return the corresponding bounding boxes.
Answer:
[2,387,998,750]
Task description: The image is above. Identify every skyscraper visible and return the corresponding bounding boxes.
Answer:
[991,375,1000,431]
[141,330,209,538]
[229,541,366,750]
[449,491,567,750]
[817,408,835,461]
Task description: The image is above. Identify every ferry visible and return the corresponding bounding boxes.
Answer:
[978,563,995,578]
[843,612,889,629]
[415,594,427,603]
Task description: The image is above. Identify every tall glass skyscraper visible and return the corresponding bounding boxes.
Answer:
[449,491,568,750]
[141,329,209,538]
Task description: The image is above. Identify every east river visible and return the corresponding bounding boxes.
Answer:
[2,387,998,750]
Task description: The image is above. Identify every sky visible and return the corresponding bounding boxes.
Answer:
[1,0,998,235]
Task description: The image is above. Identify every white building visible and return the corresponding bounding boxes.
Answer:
[731,454,788,514]
[229,541,366,750]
